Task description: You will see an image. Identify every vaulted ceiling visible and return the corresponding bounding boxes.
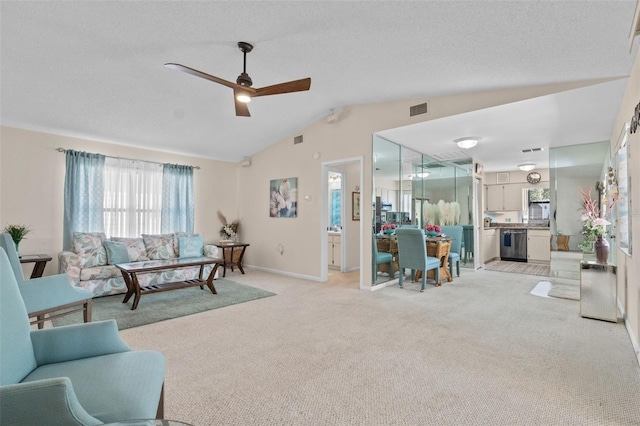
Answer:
[1,1,638,167]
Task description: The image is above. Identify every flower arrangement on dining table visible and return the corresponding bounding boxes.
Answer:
[217,210,239,241]
[425,224,441,237]
[578,187,615,251]
[381,223,396,234]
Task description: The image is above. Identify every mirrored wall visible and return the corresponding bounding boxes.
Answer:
[549,140,613,259]
[372,135,474,286]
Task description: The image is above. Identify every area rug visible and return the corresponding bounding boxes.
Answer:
[548,283,580,301]
[52,279,275,330]
[484,260,550,276]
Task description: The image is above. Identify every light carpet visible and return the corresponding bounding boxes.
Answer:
[548,282,581,301]
[52,279,275,330]
[484,259,550,276]
[119,268,640,425]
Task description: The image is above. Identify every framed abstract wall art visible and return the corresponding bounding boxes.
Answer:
[270,177,298,218]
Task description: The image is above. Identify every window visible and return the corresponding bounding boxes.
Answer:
[103,158,163,238]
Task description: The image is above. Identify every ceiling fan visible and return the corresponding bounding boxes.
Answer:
[165,42,311,117]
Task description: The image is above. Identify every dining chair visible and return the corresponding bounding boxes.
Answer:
[0,233,92,329]
[395,227,440,292]
[372,234,394,280]
[441,226,463,277]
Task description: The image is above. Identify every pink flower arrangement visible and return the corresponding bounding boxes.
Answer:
[425,224,441,233]
[381,223,396,231]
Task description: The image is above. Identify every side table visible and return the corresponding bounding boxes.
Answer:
[213,242,250,277]
[19,254,53,278]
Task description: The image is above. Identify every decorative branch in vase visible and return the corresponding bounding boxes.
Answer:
[3,224,31,257]
[217,210,239,242]
[578,187,617,263]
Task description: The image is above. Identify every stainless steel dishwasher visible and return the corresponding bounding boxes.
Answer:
[500,229,527,262]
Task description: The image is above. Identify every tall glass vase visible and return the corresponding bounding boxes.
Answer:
[14,240,21,258]
[595,236,610,264]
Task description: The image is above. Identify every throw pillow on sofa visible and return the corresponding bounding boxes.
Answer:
[142,234,176,260]
[111,237,150,262]
[103,240,130,265]
[71,232,108,268]
[178,234,204,258]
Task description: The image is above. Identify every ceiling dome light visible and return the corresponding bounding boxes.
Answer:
[454,137,479,149]
[518,163,536,171]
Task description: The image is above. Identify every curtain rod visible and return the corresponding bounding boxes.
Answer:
[56,148,200,170]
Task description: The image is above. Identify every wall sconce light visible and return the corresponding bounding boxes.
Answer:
[454,137,479,149]
[518,163,536,171]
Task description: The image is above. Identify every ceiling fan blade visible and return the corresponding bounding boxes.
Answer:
[234,91,251,117]
[253,78,311,97]
[165,63,256,94]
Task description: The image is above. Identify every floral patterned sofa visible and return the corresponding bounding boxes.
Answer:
[59,232,219,297]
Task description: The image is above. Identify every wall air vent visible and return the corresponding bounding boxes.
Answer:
[294,135,303,144]
[409,102,429,117]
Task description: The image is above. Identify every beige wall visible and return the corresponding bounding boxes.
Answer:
[237,80,613,284]
[0,126,239,276]
[0,78,627,286]
[610,48,640,350]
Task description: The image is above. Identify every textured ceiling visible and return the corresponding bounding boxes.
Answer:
[1,1,638,164]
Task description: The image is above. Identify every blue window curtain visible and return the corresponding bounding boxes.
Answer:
[63,150,106,249]
[161,164,194,234]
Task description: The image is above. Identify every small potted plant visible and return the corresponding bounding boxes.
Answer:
[381,223,396,235]
[3,224,31,257]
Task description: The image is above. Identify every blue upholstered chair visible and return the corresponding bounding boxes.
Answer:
[0,233,92,329]
[0,247,166,424]
[441,226,463,277]
[395,227,440,292]
[372,234,394,280]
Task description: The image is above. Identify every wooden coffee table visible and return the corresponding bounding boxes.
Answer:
[116,257,223,310]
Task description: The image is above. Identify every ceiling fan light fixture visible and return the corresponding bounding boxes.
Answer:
[454,137,479,149]
[236,92,251,103]
[518,163,536,171]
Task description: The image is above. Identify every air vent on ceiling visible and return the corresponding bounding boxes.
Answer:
[521,147,544,153]
[294,135,303,144]
[409,102,429,117]
[429,150,471,161]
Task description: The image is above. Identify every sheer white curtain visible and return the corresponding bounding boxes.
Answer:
[103,157,163,238]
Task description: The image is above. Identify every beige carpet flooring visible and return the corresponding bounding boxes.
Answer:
[121,269,640,425]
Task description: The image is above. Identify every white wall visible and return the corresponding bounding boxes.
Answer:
[0,126,239,276]
[609,47,640,353]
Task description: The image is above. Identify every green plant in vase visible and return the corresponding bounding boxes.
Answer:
[3,224,31,257]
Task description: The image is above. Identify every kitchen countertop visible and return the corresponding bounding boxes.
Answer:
[484,224,550,230]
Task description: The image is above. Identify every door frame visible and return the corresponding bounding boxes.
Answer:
[320,157,364,287]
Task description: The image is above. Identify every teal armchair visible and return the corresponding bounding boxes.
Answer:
[441,226,463,277]
[0,247,166,425]
[0,233,92,328]
[395,227,440,292]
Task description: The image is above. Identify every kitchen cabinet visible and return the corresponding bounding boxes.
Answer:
[483,228,499,263]
[527,229,550,262]
[485,184,522,211]
[328,234,341,268]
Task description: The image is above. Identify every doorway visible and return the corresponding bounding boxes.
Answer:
[321,157,364,287]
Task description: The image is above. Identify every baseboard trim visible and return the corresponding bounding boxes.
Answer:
[244,265,322,282]
[618,299,640,368]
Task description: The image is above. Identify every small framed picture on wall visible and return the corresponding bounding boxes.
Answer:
[352,192,360,221]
